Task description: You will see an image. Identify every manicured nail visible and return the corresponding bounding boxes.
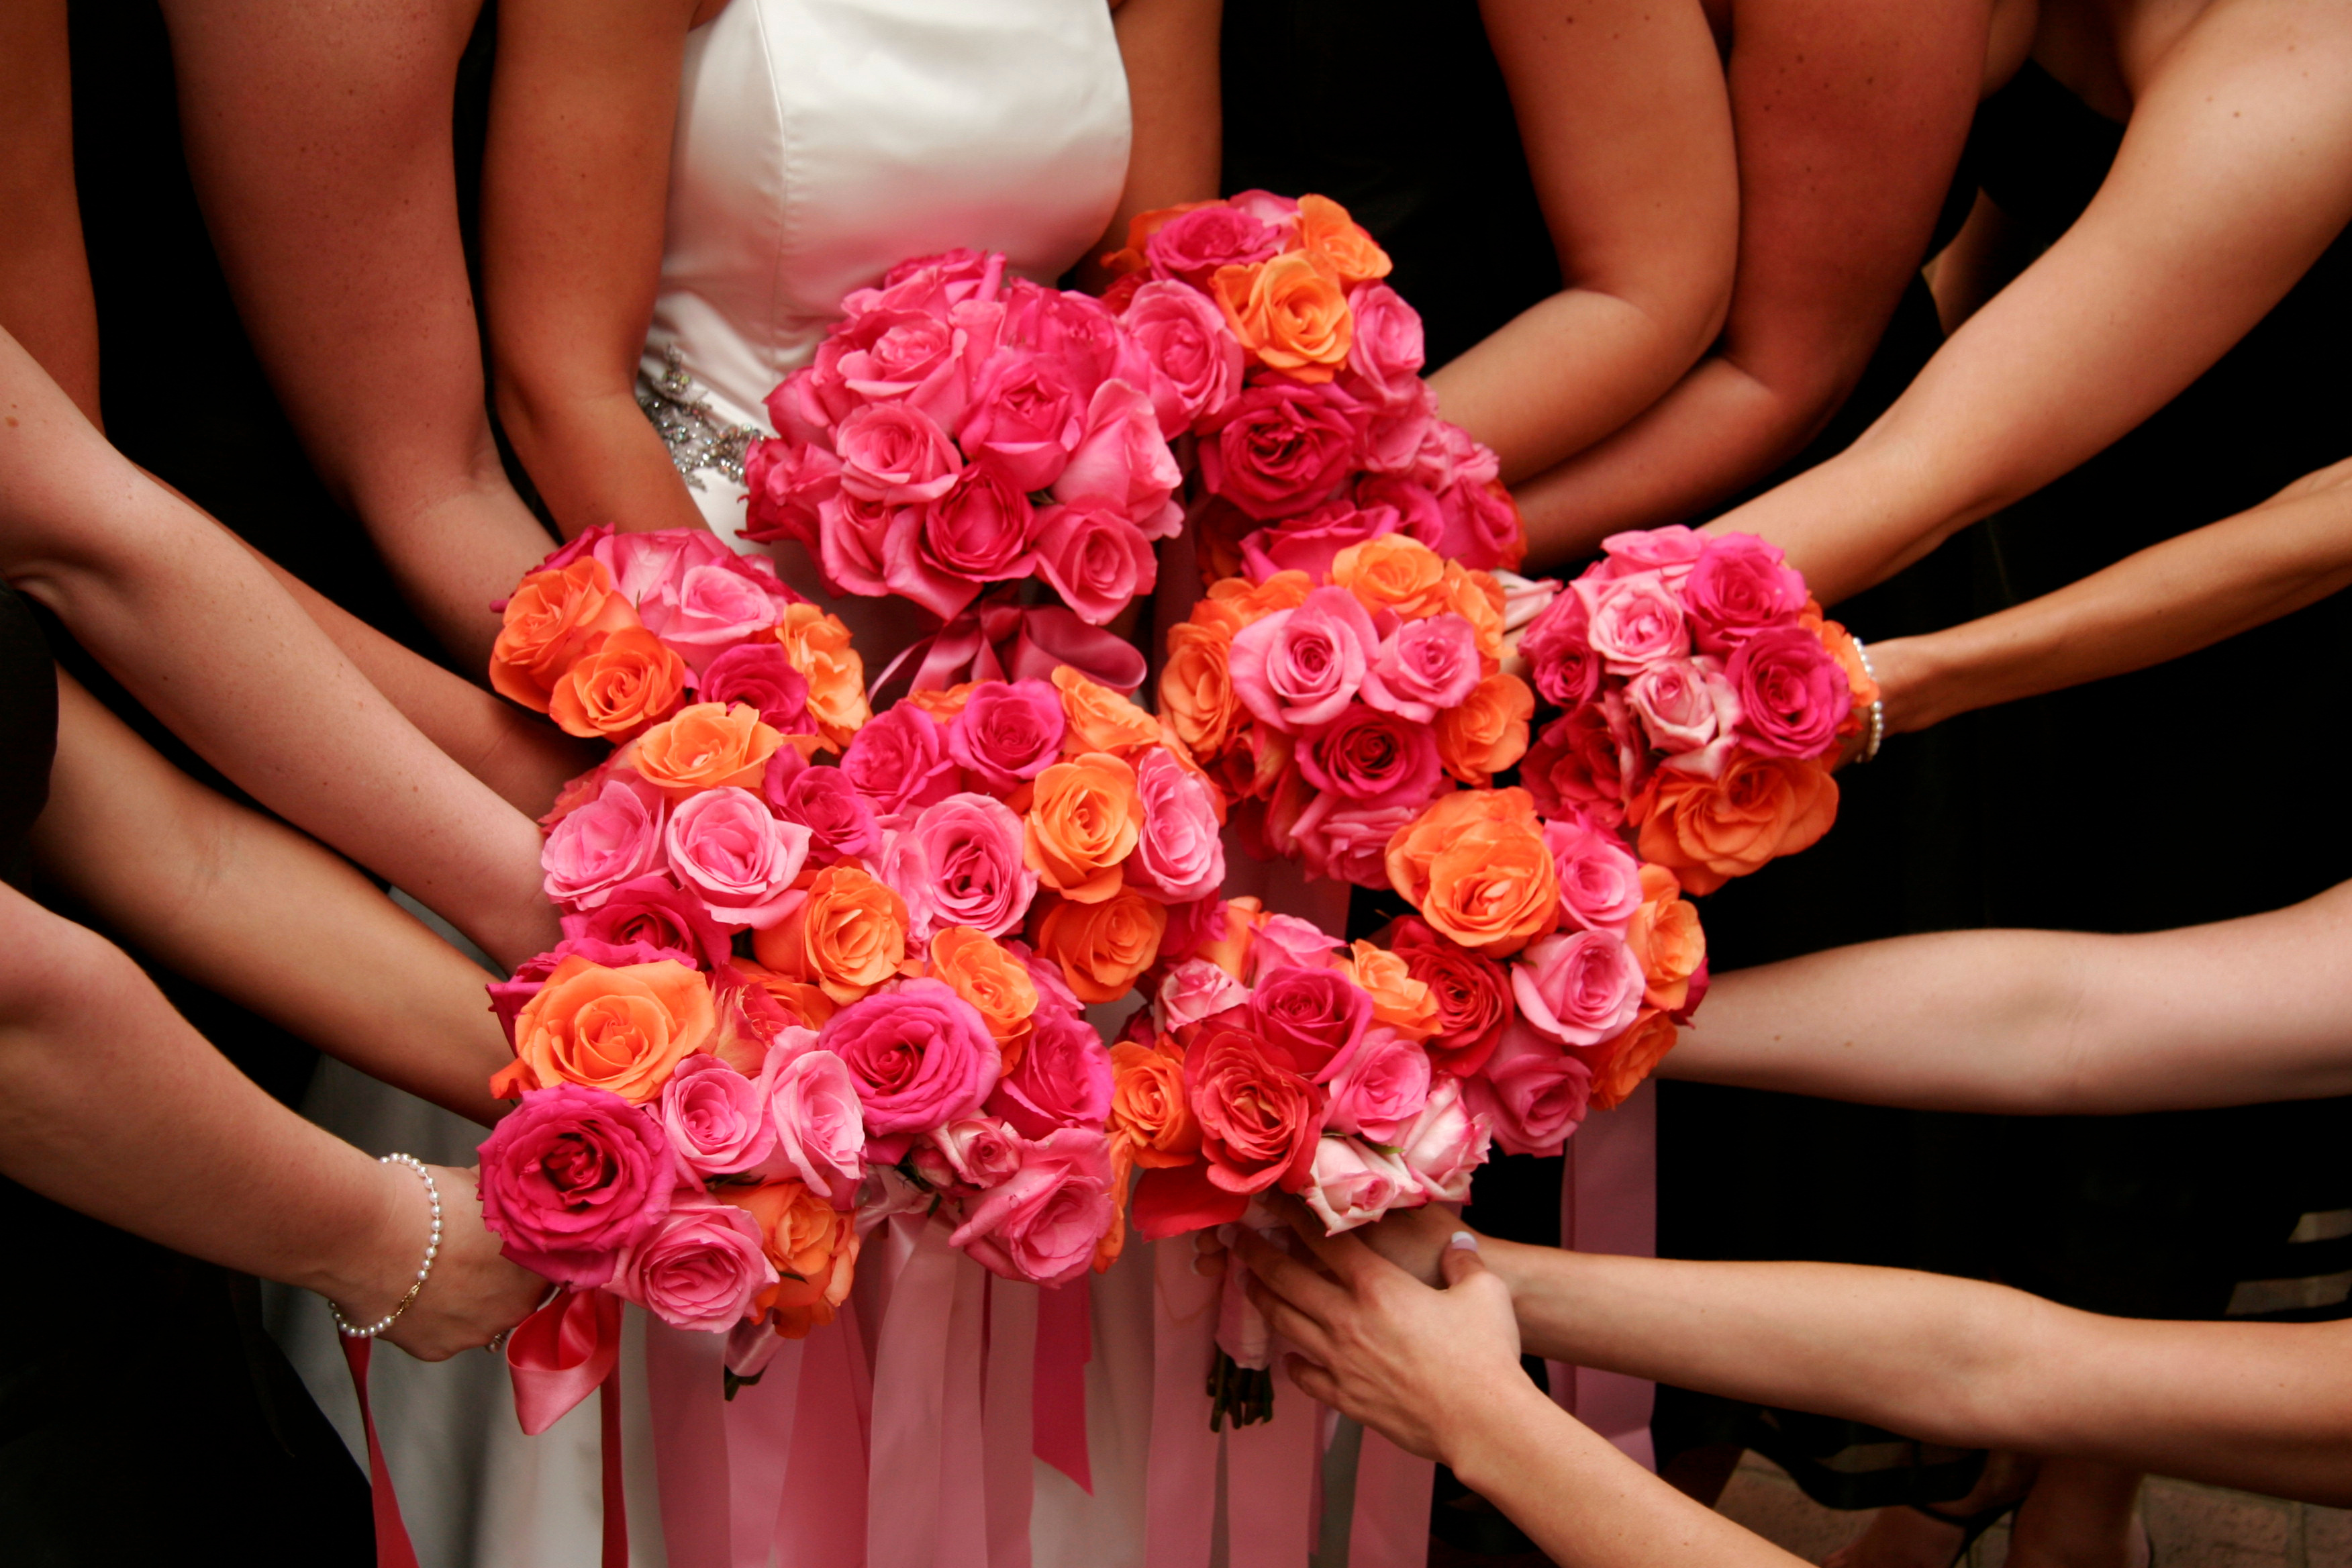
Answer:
[1216,1223,1239,1247]
[1448,1231,1479,1252]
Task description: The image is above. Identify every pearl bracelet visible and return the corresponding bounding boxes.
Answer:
[330,1153,442,1340]
[1850,637,1887,764]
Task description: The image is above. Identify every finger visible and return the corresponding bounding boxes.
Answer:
[1439,1232,1487,1289]
[1232,1224,1350,1322]
[1282,1351,1343,1410]
[1276,1202,1402,1291]
[1243,1275,1336,1365]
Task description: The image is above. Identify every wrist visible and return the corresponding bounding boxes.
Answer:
[313,1159,435,1322]
[1438,1375,1570,1495]
[1865,634,1947,736]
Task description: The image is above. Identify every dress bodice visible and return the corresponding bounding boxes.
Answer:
[644,0,1131,539]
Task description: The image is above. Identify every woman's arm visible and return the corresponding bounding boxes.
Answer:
[1868,454,2352,733]
[1509,0,1986,567]
[1086,0,1224,291]
[483,0,713,540]
[0,882,544,1361]
[160,0,560,668]
[1715,0,2352,604]
[0,0,98,424]
[1424,0,1738,489]
[36,673,514,1126]
[1660,879,2352,1113]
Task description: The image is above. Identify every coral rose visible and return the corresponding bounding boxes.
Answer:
[1159,620,1242,761]
[1387,916,1513,1077]
[632,702,783,799]
[1052,667,1164,757]
[1434,673,1534,787]
[1632,753,1838,895]
[1211,252,1351,381]
[1623,865,1705,1013]
[1579,1007,1677,1112]
[1109,1036,1201,1168]
[1034,889,1168,1005]
[491,558,641,713]
[930,925,1041,1063]
[1333,535,1449,620]
[1249,965,1373,1081]
[751,863,910,1003]
[771,604,870,750]
[1296,194,1393,286]
[720,1180,860,1338]
[1415,817,1562,959]
[1187,1025,1326,1195]
[1025,751,1144,903]
[497,956,716,1104]
[547,628,688,741]
[1340,940,1440,1041]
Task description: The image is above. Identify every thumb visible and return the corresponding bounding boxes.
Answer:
[1439,1231,1487,1289]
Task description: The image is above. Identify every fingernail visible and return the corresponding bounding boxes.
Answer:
[1216,1224,1239,1246]
[1448,1231,1479,1252]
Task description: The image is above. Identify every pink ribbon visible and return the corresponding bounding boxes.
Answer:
[338,1335,422,1568]
[1346,1428,1436,1568]
[1145,1238,1220,1568]
[1031,1275,1093,1493]
[981,1277,1039,1568]
[505,1287,630,1568]
[775,1317,873,1566]
[866,1215,993,1568]
[645,1318,732,1568]
[871,598,1146,699]
[1224,1362,1318,1568]
[1549,1078,1659,1468]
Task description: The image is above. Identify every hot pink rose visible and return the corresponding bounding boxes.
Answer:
[611,1199,776,1332]
[916,1116,1025,1192]
[1626,655,1738,761]
[1052,379,1183,541]
[561,872,736,970]
[742,437,842,553]
[899,463,1039,610]
[1572,570,1689,675]
[948,679,1067,792]
[1518,591,1604,709]
[1144,205,1281,285]
[1228,585,1380,732]
[947,1127,1116,1285]
[884,793,1036,942]
[841,703,961,824]
[1296,703,1442,808]
[758,1044,866,1206]
[834,402,962,505]
[1593,525,1706,589]
[1407,413,1497,493]
[958,350,1083,493]
[663,786,812,930]
[1353,473,1449,547]
[699,644,812,735]
[1153,958,1250,1034]
[1290,799,1420,889]
[1127,748,1226,903]
[1396,1076,1491,1202]
[828,308,976,426]
[1302,1136,1415,1235]
[767,765,885,865]
[1322,1025,1433,1144]
[1122,279,1244,432]
[1430,478,1523,573]
[818,978,1001,1161]
[1465,1018,1591,1159]
[1522,699,1647,829]
[998,281,1140,393]
[1511,930,1645,1047]
[1033,503,1157,626]
[1238,499,1400,583]
[1245,914,1343,985]
[812,489,896,599]
[987,1008,1112,1139]
[477,1084,676,1289]
[1682,534,1808,654]
[660,1055,777,1178]
[1726,626,1851,759]
[1545,816,1645,935]
[1361,611,1481,722]
[1340,283,1426,409]
[1198,381,1363,521]
[542,772,667,910]
[1249,965,1373,1081]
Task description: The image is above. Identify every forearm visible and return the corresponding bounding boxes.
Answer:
[1085,0,1222,290]
[495,377,707,540]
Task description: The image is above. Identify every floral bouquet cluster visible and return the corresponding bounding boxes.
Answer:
[1517,526,1874,895]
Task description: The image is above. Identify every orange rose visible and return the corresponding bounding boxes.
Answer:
[720,1180,861,1339]
[1442,562,1507,669]
[1385,788,1544,908]
[1340,941,1440,1040]
[1034,889,1167,1004]
[1025,751,1144,902]
[771,604,869,750]
[1193,895,1261,981]
[928,926,1039,1070]
[1159,620,1242,761]
[1334,536,1449,621]
[751,863,909,1003]
[1094,1136,1134,1275]
[1109,1036,1201,1168]
[1209,569,1313,626]
[546,626,689,740]
[489,558,641,712]
[1624,865,1706,1012]
[902,681,979,724]
[729,960,839,1030]
[1583,1008,1676,1113]
[630,701,783,798]
[1051,667,1163,758]
[1296,194,1393,286]
[1631,754,1839,896]
[1435,673,1535,787]
[495,955,715,1104]
[1422,820,1560,958]
[1210,252,1351,382]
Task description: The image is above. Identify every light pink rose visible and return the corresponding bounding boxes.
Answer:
[1033,502,1157,626]
[1340,283,1426,409]
[1289,798,1420,889]
[1122,279,1246,432]
[1245,914,1344,986]
[1511,930,1645,1047]
[1360,612,1480,722]
[1226,189,1302,234]
[1407,413,1498,494]
[883,793,1036,942]
[663,786,811,930]
[660,1055,777,1179]
[611,1199,777,1332]
[1051,379,1183,540]
[914,1116,1025,1193]
[758,1044,867,1207]
[1626,654,1739,761]
[947,1126,1116,1285]
[834,402,963,505]
[1228,585,1380,732]
[1465,1018,1592,1158]
[1430,477,1522,573]
[1572,570,1690,675]
[1357,383,1438,477]
[957,350,1084,493]
[1301,1137,1414,1236]
[1544,816,1646,936]
[1322,1025,1434,1144]
[1683,533,1808,654]
[1126,748,1226,903]
[1154,958,1251,1034]
[591,529,797,670]
[1396,1076,1491,1202]
[542,771,667,910]
[1593,525,1706,591]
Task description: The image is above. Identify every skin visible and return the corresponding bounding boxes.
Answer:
[1105,0,1741,503]
[1712,0,2352,605]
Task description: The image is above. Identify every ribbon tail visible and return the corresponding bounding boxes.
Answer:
[1551,1078,1659,1469]
[1032,1275,1092,1493]
[602,1364,630,1568]
[507,1287,623,1436]
[339,1334,422,1568]
[1144,1238,1220,1568]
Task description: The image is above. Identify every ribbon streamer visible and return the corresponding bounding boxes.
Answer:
[1549,1078,1659,1468]
[338,1334,422,1568]
[870,597,1146,699]
[505,1287,631,1567]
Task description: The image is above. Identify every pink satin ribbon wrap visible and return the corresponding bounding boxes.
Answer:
[338,1335,422,1568]
[871,599,1146,698]
[505,1287,631,1567]
[1549,1078,1659,1467]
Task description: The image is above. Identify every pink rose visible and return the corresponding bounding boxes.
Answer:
[758,1044,866,1206]
[1388,918,1514,1078]
[589,530,799,671]
[663,786,812,930]
[1522,703,1645,830]
[1593,526,1706,590]
[1545,816,1646,936]
[948,679,1067,792]
[1358,385,1438,477]
[840,703,961,825]
[1033,503,1157,626]
[1144,205,1281,285]
[892,463,1040,617]
[660,1054,777,1178]
[1289,798,1420,889]
[818,978,1002,1161]
[986,1008,1113,1140]
[560,872,735,970]
[1121,279,1244,431]
[1229,585,1380,732]
[1153,958,1250,1034]
[611,1199,776,1332]
[1322,1026,1434,1144]
[1511,930,1645,1047]
[1238,499,1400,584]
[1226,189,1303,233]
[542,772,667,910]
[814,489,897,599]
[884,793,1036,942]
[1302,1136,1415,1235]
[1682,534,1808,654]
[1353,473,1449,548]
[699,644,812,735]
[1572,570,1690,675]
[916,1116,1025,1192]
[1726,626,1851,759]
[958,350,1083,493]
[1627,656,1741,766]
[1431,478,1522,573]
[1127,748,1226,903]
[1407,414,1497,493]
[767,765,885,865]
[947,1126,1116,1285]
[1360,612,1481,723]
[1013,938,1086,1018]
[827,308,975,427]
[1198,381,1363,521]
[1518,592,1603,709]
[1465,1019,1591,1159]
[477,1084,676,1289]
[1396,1076,1491,1202]
[1249,965,1373,1081]
[1246,914,1344,985]
[742,437,842,553]
[1296,703,1442,808]
[1051,379,1183,541]
[834,402,962,505]
[1340,283,1426,409]
[998,281,1140,394]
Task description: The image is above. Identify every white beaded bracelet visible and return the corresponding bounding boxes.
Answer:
[330,1153,442,1340]
[1850,637,1887,764]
